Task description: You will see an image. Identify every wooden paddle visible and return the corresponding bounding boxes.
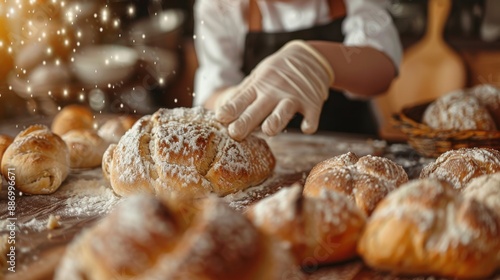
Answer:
[375,0,467,141]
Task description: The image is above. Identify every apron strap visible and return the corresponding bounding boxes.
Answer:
[248,0,346,32]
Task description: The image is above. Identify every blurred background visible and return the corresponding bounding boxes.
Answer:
[0,0,499,121]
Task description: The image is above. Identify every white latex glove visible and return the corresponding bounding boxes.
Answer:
[215,40,334,141]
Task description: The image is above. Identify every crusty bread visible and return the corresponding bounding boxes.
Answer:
[422,89,497,131]
[357,178,500,279]
[246,184,366,267]
[102,107,276,199]
[97,115,140,143]
[62,129,108,169]
[463,172,500,215]
[303,152,408,215]
[420,147,500,190]
[55,194,304,280]
[1,125,69,194]
[0,134,14,190]
[51,104,95,136]
[468,84,500,128]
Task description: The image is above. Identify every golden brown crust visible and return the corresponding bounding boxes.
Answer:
[55,194,304,280]
[0,125,69,194]
[51,104,95,136]
[102,107,276,199]
[246,184,366,266]
[422,89,497,131]
[420,147,500,190]
[357,178,500,279]
[303,152,408,215]
[62,129,109,169]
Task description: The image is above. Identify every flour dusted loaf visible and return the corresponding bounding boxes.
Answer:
[1,125,69,194]
[246,184,366,267]
[102,107,276,198]
[303,152,408,215]
[422,84,500,131]
[463,172,500,215]
[62,129,108,169]
[357,178,500,279]
[420,147,500,190]
[55,194,304,280]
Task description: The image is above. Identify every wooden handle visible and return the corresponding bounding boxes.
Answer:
[426,0,452,40]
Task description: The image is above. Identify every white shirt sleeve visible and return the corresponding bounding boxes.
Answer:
[193,0,247,106]
[343,0,403,70]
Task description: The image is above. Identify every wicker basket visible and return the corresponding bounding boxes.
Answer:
[391,101,500,158]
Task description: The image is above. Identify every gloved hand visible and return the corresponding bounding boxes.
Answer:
[215,40,334,141]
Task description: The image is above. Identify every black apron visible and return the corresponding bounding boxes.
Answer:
[241,0,378,136]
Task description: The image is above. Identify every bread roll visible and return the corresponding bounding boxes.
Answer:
[422,90,497,131]
[62,129,108,169]
[102,107,276,199]
[246,184,366,267]
[463,172,500,215]
[51,104,95,136]
[357,178,500,279]
[97,115,140,143]
[1,125,69,194]
[420,147,500,190]
[468,84,500,127]
[55,194,304,280]
[0,135,13,190]
[303,152,408,215]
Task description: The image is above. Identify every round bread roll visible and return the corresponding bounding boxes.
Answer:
[463,172,500,215]
[62,129,108,169]
[468,84,500,127]
[303,152,408,215]
[357,178,500,279]
[1,125,70,194]
[0,135,13,189]
[102,107,276,199]
[420,147,500,190]
[422,90,496,131]
[51,104,95,136]
[97,115,140,143]
[246,184,366,268]
[55,194,304,280]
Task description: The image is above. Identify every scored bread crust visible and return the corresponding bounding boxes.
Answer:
[102,107,276,198]
[419,147,500,190]
[357,178,500,279]
[303,152,408,215]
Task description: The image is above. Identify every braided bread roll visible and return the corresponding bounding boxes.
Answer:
[102,107,276,199]
[246,184,366,268]
[420,147,500,190]
[1,125,69,194]
[358,178,500,279]
[303,152,408,215]
[55,194,304,280]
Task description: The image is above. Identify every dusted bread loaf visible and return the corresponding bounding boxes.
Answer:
[357,178,500,279]
[102,107,276,198]
[303,152,408,215]
[55,194,304,280]
[246,184,366,267]
[422,90,496,131]
[1,125,69,194]
[420,147,500,190]
[463,172,500,215]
